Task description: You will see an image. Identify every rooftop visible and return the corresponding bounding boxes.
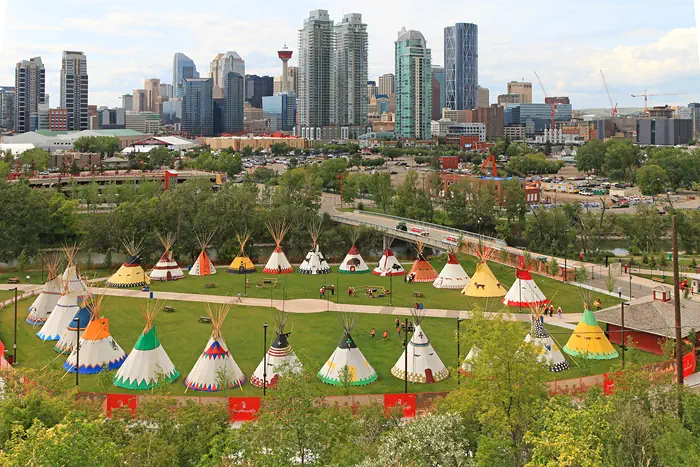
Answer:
[595,297,700,338]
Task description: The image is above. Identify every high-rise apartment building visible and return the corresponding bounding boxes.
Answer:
[98,108,126,129]
[60,51,88,131]
[182,78,213,137]
[159,83,174,99]
[431,66,445,114]
[367,81,378,103]
[298,9,334,139]
[48,108,69,131]
[132,89,148,112]
[333,13,368,132]
[173,53,200,98]
[224,72,244,134]
[477,86,489,108]
[125,111,160,134]
[144,78,161,113]
[14,57,45,133]
[0,87,15,130]
[121,94,133,111]
[245,75,273,108]
[395,28,432,140]
[378,73,395,95]
[507,81,532,104]
[444,23,478,111]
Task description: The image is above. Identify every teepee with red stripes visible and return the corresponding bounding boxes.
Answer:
[263,220,293,274]
[433,245,470,289]
[502,268,549,307]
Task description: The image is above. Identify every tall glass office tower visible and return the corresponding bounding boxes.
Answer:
[444,23,478,110]
[182,78,213,136]
[395,28,431,140]
[173,53,200,98]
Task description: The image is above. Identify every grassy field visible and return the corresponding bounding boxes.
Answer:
[0,295,663,397]
[0,291,17,302]
[0,268,112,285]
[147,253,620,314]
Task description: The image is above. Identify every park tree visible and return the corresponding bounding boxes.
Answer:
[0,160,10,181]
[604,139,640,180]
[20,148,50,171]
[636,164,669,195]
[367,172,394,213]
[147,147,173,169]
[622,203,668,254]
[575,139,607,174]
[526,206,576,256]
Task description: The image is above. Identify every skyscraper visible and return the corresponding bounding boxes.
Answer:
[265,46,297,133]
[14,57,45,133]
[0,87,15,130]
[298,9,334,139]
[431,66,445,114]
[144,78,161,113]
[507,81,532,104]
[132,89,148,112]
[224,72,244,133]
[245,75,273,108]
[182,78,213,137]
[60,51,88,130]
[477,86,489,108]
[444,23,478,110]
[173,53,200,98]
[378,73,395,95]
[395,28,431,139]
[332,13,368,132]
[121,93,133,111]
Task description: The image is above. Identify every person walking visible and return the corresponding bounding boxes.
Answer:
[397,326,401,337]
[395,318,400,329]
[618,287,622,298]
[330,285,335,296]
[320,287,325,299]
[557,307,562,319]
[371,328,376,339]
[236,292,242,303]
[382,330,388,340]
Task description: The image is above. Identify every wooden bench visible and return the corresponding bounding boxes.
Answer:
[204,283,217,289]
[412,291,424,298]
[198,316,212,323]
[651,277,666,283]
[7,277,19,284]
[163,306,175,313]
[256,278,278,288]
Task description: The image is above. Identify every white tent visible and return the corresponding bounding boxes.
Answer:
[373,248,405,276]
[251,311,303,388]
[61,245,89,297]
[149,233,185,281]
[460,345,479,375]
[184,302,246,391]
[26,253,63,326]
[318,313,377,386]
[391,308,449,383]
[338,229,370,274]
[263,220,293,274]
[299,217,331,274]
[502,268,549,307]
[189,231,217,276]
[433,253,470,289]
[54,300,91,354]
[525,304,569,372]
[36,288,79,341]
[114,299,180,390]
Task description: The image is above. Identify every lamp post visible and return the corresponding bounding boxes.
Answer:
[74,316,80,386]
[620,301,630,368]
[404,317,408,394]
[457,318,462,386]
[263,322,268,396]
[389,273,393,306]
[11,287,17,365]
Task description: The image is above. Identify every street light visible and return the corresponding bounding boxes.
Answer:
[457,318,463,386]
[263,322,268,396]
[620,302,630,368]
[73,316,80,386]
[11,287,17,365]
[404,317,409,394]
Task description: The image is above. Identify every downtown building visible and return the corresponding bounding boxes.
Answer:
[395,28,432,140]
[173,53,200,98]
[444,23,478,111]
[210,52,245,99]
[182,78,213,137]
[224,72,244,133]
[264,45,297,133]
[0,86,15,130]
[245,75,273,108]
[60,51,88,131]
[14,57,45,133]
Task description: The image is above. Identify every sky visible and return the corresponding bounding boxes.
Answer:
[0,0,698,110]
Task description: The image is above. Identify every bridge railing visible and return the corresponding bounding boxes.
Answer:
[328,215,441,245]
[339,210,507,248]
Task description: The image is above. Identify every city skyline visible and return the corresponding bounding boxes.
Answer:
[0,0,698,109]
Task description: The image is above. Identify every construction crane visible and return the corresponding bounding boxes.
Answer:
[534,71,556,131]
[631,90,687,114]
[599,69,617,117]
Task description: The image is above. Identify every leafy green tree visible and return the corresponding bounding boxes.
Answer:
[636,164,669,195]
[506,153,563,175]
[367,172,394,213]
[147,147,173,169]
[575,139,607,174]
[604,139,640,180]
[0,160,11,181]
[20,148,50,171]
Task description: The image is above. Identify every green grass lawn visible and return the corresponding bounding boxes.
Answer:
[0,294,659,397]
[147,253,619,315]
[0,268,112,285]
[0,291,17,302]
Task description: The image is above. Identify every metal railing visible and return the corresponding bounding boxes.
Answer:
[329,215,446,248]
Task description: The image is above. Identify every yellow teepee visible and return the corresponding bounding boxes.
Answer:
[106,237,150,288]
[461,243,505,298]
[563,290,618,360]
[228,229,256,274]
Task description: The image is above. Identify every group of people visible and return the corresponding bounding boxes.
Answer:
[319,285,335,298]
[541,303,563,319]
[370,318,416,342]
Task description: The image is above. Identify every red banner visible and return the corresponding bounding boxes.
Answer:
[604,351,697,395]
[106,394,138,417]
[228,397,261,422]
[383,393,416,418]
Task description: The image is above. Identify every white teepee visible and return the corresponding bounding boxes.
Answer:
[61,244,89,296]
[64,295,127,374]
[36,268,81,342]
[189,230,217,276]
[26,252,63,326]
[263,220,293,274]
[524,302,569,372]
[318,313,377,386]
[338,229,369,274]
[502,268,549,307]
[149,232,185,281]
[433,251,470,289]
[460,345,480,375]
[54,298,92,354]
[114,299,180,389]
[184,302,246,391]
[391,308,449,383]
[299,217,331,274]
[251,311,303,388]
[373,248,405,276]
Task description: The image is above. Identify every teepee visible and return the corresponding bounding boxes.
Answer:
[460,346,479,375]
[184,302,246,391]
[318,313,377,386]
[299,217,331,275]
[26,252,63,326]
[461,242,505,298]
[338,229,369,274]
[114,299,180,390]
[37,247,85,341]
[251,311,303,388]
[54,297,92,354]
[105,238,150,288]
[149,232,184,281]
[407,242,438,283]
[391,308,449,383]
[60,244,88,297]
[502,268,549,307]
[373,247,405,276]
[563,289,618,360]
[64,295,127,374]
[227,229,256,274]
[524,302,569,372]
[433,248,470,289]
[263,220,293,274]
[190,230,217,276]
